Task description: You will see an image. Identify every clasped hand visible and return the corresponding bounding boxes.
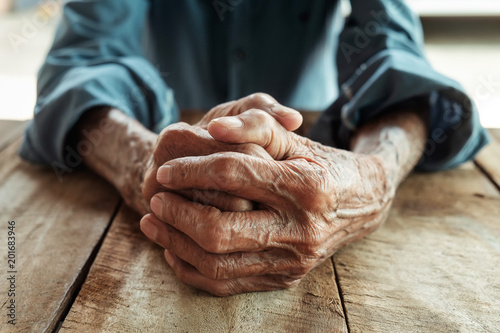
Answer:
[140,94,394,296]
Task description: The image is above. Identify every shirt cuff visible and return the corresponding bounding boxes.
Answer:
[19,57,179,167]
[309,49,490,171]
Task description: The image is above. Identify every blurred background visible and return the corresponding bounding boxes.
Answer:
[0,0,499,128]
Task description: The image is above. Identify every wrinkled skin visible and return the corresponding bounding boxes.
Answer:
[78,93,299,215]
[140,107,426,296]
[78,92,425,296]
[140,94,303,214]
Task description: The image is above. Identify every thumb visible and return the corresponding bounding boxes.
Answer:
[236,94,303,132]
[207,109,297,160]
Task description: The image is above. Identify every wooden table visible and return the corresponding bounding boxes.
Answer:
[0,119,499,333]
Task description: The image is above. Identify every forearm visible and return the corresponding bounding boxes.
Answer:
[74,107,157,214]
[350,109,427,190]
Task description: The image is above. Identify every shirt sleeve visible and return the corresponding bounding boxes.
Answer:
[19,0,178,167]
[309,0,489,171]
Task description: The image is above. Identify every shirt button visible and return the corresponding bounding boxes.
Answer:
[234,48,246,61]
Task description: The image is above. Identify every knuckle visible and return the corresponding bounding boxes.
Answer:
[235,143,268,159]
[236,143,258,156]
[247,93,281,116]
[295,168,333,212]
[249,92,272,105]
[303,235,326,259]
[208,154,243,191]
[209,284,234,297]
[190,189,217,206]
[154,122,194,162]
[195,252,231,281]
[176,272,193,288]
[249,109,273,124]
[159,122,190,141]
[141,166,157,202]
[295,225,327,260]
[198,223,225,254]
[197,255,220,280]
[164,228,177,249]
[280,276,302,289]
[304,168,329,192]
[293,257,317,277]
[170,265,180,278]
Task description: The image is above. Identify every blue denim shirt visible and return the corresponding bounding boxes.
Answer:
[20,0,489,172]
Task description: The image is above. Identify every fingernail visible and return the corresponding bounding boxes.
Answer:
[214,117,243,129]
[150,195,163,217]
[141,219,158,240]
[157,165,172,184]
[164,249,175,267]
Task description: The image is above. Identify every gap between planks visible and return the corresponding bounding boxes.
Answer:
[475,128,500,192]
[53,201,123,333]
[332,162,500,332]
[59,203,349,333]
[332,256,351,333]
[0,138,121,333]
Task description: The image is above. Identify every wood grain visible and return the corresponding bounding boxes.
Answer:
[0,140,120,333]
[60,205,348,333]
[334,162,500,332]
[475,128,500,189]
[0,120,28,152]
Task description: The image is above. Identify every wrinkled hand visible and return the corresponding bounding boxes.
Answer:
[140,110,396,296]
[141,93,302,212]
[194,93,302,130]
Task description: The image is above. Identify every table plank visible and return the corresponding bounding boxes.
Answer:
[334,162,500,332]
[0,120,28,153]
[475,128,500,189]
[0,140,120,333]
[60,205,348,333]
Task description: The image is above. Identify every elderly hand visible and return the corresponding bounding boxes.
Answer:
[194,93,302,130]
[140,108,426,296]
[75,94,302,215]
[141,93,302,213]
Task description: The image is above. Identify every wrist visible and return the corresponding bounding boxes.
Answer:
[119,132,156,215]
[76,107,157,214]
[350,109,427,188]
